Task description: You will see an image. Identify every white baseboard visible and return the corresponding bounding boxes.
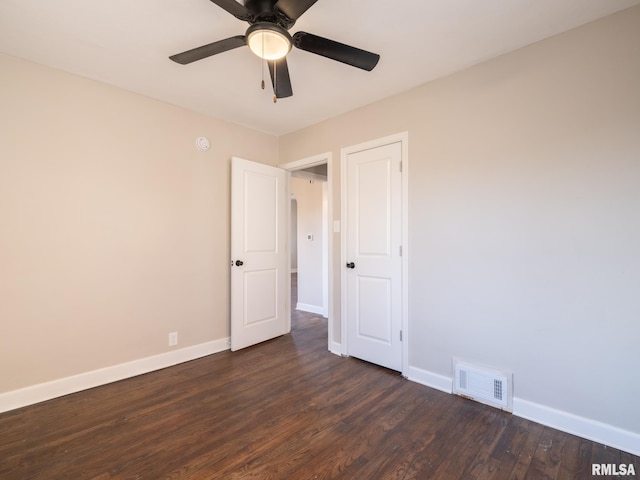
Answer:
[513,398,640,457]
[402,365,639,456]
[4,347,638,457]
[329,340,343,356]
[296,302,324,315]
[404,365,452,394]
[0,338,230,414]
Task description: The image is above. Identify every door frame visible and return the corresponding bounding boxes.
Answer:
[340,132,409,373]
[279,152,337,353]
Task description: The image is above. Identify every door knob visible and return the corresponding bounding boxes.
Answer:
[346,262,355,269]
[235,260,244,266]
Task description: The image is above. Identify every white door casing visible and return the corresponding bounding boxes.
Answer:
[342,135,407,372]
[231,157,288,351]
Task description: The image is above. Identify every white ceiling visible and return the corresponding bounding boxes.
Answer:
[1,0,638,135]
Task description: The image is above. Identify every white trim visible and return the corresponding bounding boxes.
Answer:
[340,152,348,356]
[401,365,640,456]
[329,341,342,356]
[399,133,410,375]
[322,182,329,318]
[0,339,229,414]
[296,303,325,315]
[404,365,453,394]
[513,398,640,457]
[340,132,410,368]
[280,152,334,352]
[279,153,330,171]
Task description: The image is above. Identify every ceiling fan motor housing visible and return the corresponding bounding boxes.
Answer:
[245,0,294,28]
[244,0,276,15]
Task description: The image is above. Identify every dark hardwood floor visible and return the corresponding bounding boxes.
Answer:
[1,275,638,479]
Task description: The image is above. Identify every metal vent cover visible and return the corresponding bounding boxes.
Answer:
[453,360,512,412]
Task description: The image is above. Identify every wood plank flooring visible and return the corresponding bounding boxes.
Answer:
[1,276,638,479]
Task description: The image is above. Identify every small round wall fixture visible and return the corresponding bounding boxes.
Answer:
[195,136,210,151]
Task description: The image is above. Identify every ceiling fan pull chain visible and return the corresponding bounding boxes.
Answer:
[261,35,266,90]
[273,61,277,103]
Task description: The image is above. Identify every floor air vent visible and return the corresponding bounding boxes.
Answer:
[453,360,512,412]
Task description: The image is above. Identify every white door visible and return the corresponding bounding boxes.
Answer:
[231,157,288,351]
[345,142,403,371]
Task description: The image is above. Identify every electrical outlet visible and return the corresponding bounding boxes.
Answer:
[168,332,178,347]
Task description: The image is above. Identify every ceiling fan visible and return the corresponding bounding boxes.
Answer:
[170,0,380,101]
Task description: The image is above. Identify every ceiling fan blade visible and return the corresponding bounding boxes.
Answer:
[268,58,293,98]
[170,36,246,65]
[209,0,254,22]
[274,0,318,21]
[292,32,380,71]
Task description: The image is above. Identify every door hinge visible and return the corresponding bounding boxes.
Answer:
[399,161,402,172]
[399,245,402,256]
[400,330,403,341]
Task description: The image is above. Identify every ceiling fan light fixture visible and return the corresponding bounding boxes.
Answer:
[247,23,292,60]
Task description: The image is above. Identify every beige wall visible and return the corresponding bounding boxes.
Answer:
[0,53,278,392]
[280,6,640,434]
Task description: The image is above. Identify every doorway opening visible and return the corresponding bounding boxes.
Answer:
[280,153,337,354]
[290,173,327,317]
